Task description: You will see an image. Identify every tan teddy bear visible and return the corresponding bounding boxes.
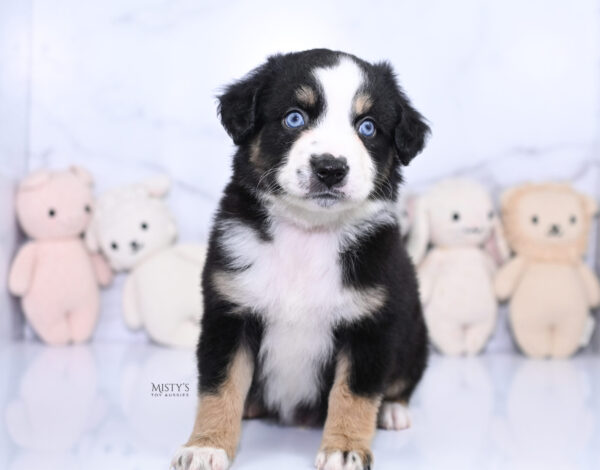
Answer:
[495,183,600,358]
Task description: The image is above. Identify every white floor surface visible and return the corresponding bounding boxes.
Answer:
[1,341,599,470]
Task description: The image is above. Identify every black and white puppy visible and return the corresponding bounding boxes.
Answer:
[173,49,429,470]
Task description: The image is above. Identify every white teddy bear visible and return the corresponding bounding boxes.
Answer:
[86,176,206,348]
[408,178,510,355]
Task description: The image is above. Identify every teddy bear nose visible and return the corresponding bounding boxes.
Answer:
[130,240,141,251]
[549,224,562,236]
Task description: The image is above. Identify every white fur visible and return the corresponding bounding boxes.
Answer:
[378,402,411,430]
[171,446,229,470]
[215,213,390,422]
[277,58,375,212]
[315,450,366,470]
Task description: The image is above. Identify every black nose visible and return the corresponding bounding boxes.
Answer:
[549,224,561,235]
[130,240,140,251]
[310,154,349,188]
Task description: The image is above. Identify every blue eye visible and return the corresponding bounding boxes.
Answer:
[357,119,376,137]
[284,111,306,129]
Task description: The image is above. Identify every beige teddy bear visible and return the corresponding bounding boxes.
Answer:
[495,183,600,358]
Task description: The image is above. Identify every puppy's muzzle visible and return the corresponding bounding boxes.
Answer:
[310,154,349,189]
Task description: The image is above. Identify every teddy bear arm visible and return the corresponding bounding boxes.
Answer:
[8,242,38,296]
[122,274,143,330]
[90,253,113,287]
[494,256,526,301]
[172,243,208,265]
[418,251,442,305]
[577,263,600,308]
[483,252,498,278]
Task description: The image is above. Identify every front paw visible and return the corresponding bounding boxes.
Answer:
[171,446,230,470]
[315,448,372,470]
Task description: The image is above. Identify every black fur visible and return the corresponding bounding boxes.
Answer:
[197,49,429,425]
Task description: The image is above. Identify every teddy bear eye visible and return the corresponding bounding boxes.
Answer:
[452,212,460,222]
[111,242,119,251]
[531,215,539,225]
[140,222,149,230]
[84,205,91,213]
[570,215,577,224]
[48,208,56,217]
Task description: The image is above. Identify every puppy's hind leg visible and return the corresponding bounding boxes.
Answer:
[379,313,428,431]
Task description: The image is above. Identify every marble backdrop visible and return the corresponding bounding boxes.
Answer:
[3,0,600,346]
[0,0,31,340]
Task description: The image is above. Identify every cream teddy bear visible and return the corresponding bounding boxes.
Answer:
[495,183,600,358]
[409,178,509,355]
[8,167,112,345]
[85,176,206,348]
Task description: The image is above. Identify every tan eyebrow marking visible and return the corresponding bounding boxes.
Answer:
[354,93,373,115]
[295,85,317,107]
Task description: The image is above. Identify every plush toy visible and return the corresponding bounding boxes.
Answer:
[396,191,415,240]
[495,183,600,358]
[85,176,206,348]
[409,178,509,355]
[8,167,112,345]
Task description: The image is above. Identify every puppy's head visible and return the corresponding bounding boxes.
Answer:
[219,49,429,221]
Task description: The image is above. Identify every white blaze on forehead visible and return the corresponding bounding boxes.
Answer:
[277,57,377,212]
[313,57,365,132]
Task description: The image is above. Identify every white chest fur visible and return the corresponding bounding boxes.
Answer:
[215,217,384,421]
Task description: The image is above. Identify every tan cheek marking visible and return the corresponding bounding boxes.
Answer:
[295,85,317,107]
[320,355,381,466]
[249,133,265,169]
[353,93,373,116]
[185,348,253,459]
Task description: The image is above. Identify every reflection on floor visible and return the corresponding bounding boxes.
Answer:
[0,341,599,470]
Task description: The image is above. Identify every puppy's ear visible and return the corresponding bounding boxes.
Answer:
[218,55,280,145]
[378,62,430,165]
[394,101,430,166]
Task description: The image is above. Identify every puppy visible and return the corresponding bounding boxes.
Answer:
[172,49,429,470]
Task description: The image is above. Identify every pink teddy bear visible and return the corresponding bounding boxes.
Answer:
[8,166,112,345]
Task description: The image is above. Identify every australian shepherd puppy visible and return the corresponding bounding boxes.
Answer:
[172,49,429,470]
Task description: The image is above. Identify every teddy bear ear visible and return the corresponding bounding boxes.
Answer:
[19,170,51,191]
[499,186,522,209]
[142,174,170,198]
[70,165,94,187]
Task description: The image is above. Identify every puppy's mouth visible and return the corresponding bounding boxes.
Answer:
[306,190,346,207]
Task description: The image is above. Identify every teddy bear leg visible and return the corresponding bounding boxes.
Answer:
[30,317,70,345]
[464,318,495,356]
[427,318,465,356]
[167,319,200,349]
[149,318,200,349]
[68,304,99,344]
[23,298,71,345]
[513,323,552,359]
[551,319,586,359]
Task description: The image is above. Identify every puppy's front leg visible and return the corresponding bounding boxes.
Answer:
[172,345,253,470]
[316,355,382,470]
